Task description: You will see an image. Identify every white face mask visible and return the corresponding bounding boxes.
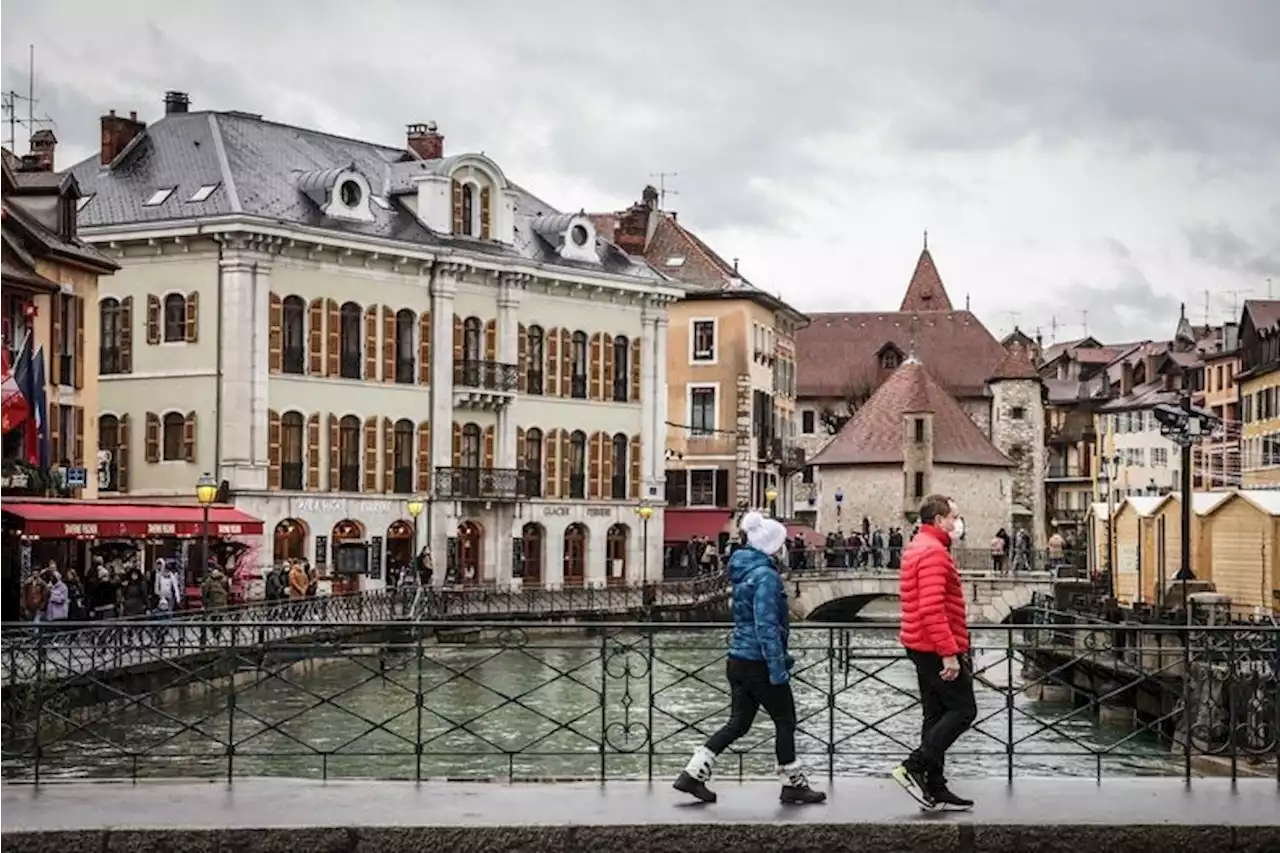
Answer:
[951,517,965,540]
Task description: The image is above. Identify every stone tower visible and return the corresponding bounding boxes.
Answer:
[987,343,1046,549]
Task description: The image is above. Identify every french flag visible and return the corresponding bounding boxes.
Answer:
[1,336,30,435]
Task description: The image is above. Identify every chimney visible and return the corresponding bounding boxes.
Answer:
[406,122,444,160]
[1120,362,1134,396]
[29,129,56,171]
[100,109,147,165]
[164,91,190,115]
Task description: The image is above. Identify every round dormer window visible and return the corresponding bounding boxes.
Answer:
[339,180,362,208]
[570,224,589,247]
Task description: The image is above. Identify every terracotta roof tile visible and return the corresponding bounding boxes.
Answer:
[810,359,1012,468]
[899,248,953,311]
[988,341,1041,381]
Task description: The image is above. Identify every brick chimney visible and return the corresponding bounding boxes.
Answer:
[406,122,444,160]
[164,91,190,115]
[101,110,146,165]
[1120,361,1134,396]
[614,186,659,256]
[29,129,56,171]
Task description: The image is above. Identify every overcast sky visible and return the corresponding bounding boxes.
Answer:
[4,1,1277,344]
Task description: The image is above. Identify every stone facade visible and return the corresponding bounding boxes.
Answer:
[988,378,1046,549]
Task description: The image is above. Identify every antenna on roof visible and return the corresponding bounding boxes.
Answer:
[1,45,55,154]
[908,314,919,361]
[922,229,928,251]
[649,172,679,209]
[1081,309,1089,336]
[965,293,971,311]
[1049,315,1058,344]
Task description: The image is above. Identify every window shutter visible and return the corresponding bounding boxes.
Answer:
[480,186,491,240]
[452,314,464,368]
[546,328,560,397]
[419,312,431,384]
[560,329,571,396]
[383,417,395,492]
[146,294,160,345]
[451,180,464,234]
[559,431,571,498]
[517,324,528,392]
[451,422,462,467]
[589,333,602,400]
[363,416,378,491]
[269,293,283,373]
[328,414,340,491]
[74,297,85,389]
[602,334,614,401]
[326,299,340,376]
[183,411,197,462]
[308,299,324,374]
[185,291,199,343]
[307,413,321,490]
[544,429,559,498]
[483,424,495,468]
[117,413,130,492]
[603,435,616,499]
[516,426,526,470]
[73,405,85,466]
[484,319,496,362]
[629,435,642,499]
[630,337,641,403]
[417,421,431,493]
[364,305,377,380]
[51,298,63,385]
[120,296,133,373]
[145,412,160,463]
[268,409,282,489]
[382,306,395,383]
[589,432,602,499]
[50,405,61,465]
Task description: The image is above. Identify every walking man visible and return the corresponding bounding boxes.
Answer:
[893,494,976,809]
[674,511,825,806]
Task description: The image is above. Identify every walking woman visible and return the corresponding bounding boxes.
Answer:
[674,511,825,805]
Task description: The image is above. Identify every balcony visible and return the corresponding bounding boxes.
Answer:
[100,347,122,376]
[283,346,305,376]
[1047,464,1090,482]
[1047,420,1096,445]
[454,359,519,410]
[281,462,303,491]
[433,467,530,501]
[1050,507,1088,524]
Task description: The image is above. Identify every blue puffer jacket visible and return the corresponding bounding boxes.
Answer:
[726,545,791,685]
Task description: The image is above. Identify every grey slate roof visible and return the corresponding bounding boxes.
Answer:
[68,110,657,280]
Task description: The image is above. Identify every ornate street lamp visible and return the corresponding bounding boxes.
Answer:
[195,473,218,587]
[765,487,778,519]
[406,496,425,575]
[636,500,654,585]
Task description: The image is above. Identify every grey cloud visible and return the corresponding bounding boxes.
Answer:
[1185,220,1280,280]
[1016,263,1182,344]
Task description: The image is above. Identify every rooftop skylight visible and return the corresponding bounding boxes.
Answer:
[143,187,175,207]
[75,194,94,212]
[188,184,220,203]
[665,256,686,267]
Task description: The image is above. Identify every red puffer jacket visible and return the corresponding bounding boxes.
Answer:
[898,525,969,657]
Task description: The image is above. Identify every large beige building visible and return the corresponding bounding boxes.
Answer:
[68,93,682,589]
[1236,300,1280,489]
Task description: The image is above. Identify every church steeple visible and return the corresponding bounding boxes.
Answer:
[899,236,954,312]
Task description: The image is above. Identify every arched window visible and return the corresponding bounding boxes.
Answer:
[163,293,186,342]
[393,418,414,492]
[99,414,120,491]
[569,430,587,498]
[395,309,415,383]
[570,331,588,398]
[100,298,122,375]
[162,412,184,460]
[606,524,629,583]
[339,302,362,378]
[281,412,304,489]
[611,433,628,499]
[525,427,543,497]
[563,523,587,584]
[463,316,482,362]
[461,422,481,468]
[527,325,545,395]
[612,334,629,402]
[282,296,306,374]
[338,415,361,491]
[461,184,475,237]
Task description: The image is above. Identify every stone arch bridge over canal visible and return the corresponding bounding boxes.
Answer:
[787,570,1055,622]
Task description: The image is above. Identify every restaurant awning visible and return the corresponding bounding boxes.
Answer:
[1,501,264,540]
[663,508,734,543]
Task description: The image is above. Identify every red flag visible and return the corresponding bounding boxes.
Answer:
[1,345,30,434]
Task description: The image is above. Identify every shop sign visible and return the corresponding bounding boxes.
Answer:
[147,523,178,535]
[217,524,244,536]
[543,506,571,517]
[586,507,613,518]
[63,523,100,537]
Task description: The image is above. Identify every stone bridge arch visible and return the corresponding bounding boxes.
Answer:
[788,573,1049,624]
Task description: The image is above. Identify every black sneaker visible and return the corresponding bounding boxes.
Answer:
[673,770,717,803]
[780,776,827,805]
[892,764,936,808]
[929,781,973,810]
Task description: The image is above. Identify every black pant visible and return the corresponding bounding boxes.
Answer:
[905,650,977,780]
[705,658,797,766]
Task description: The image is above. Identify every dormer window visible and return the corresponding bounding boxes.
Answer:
[339,181,362,207]
[460,183,475,236]
[297,168,374,224]
[878,345,903,370]
[570,224,589,246]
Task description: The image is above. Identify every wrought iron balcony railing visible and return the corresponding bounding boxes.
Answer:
[454,359,519,392]
[433,466,529,500]
[99,346,122,376]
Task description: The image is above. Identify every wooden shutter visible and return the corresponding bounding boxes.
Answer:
[452,314,464,369]
[560,329,572,397]
[417,421,431,492]
[269,293,283,373]
[516,426,526,471]
[483,424,495,468]
[50,405,61,464]
[589,333,602,401]
[546,328,560,397]
[307,414,321,490]
[382,307,396,383]
[589,432,602,499]
[328,414,340,491]
[308,299,324,375]
[383,417,395,492]
[73,406,85,466]
[419,312,431,384]
[480,186,492,240]
[484,319,497,362]
[326,299,340,376]
[119,296,133,373]
[117,413,130,492]
[559,430,571,498]
[602,433,615,499]
[361,416,377,491]
[451,180,464,234]
[602,335,614,402]
[364,305,377,380]
[51,297,63,385]
[629,435,642,499]
[185,291,199,343]
[146,294,160,345]
[630,337,641,403]
[544,429,559,498]
[74,297,85,389]
[518,324,528,392]
[145,412,160,463]
[268,409,282,489]
[451,422,463,467]
[183,411,197,462]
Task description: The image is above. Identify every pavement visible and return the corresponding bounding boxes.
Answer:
[3,777,1278,852]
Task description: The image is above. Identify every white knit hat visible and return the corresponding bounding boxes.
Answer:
[740,510,787,556]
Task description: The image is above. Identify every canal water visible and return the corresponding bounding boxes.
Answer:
[14,628,1179,782]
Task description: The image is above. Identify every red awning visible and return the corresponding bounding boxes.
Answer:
[663,508,734,543]
[785,523,823,546]
[2,501,264,540]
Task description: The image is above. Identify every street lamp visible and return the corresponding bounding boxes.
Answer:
[195,473,218,588]
[765,487,778,519]
[1099,453,1119,601]
[406,496,424,576]
[636,501,654,584]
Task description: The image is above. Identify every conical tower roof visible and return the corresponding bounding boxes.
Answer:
[899,247,953,311]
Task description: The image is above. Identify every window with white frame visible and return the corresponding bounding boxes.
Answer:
[1151,447,1168,467]
[691,320,715,362]
[690,385,716,436]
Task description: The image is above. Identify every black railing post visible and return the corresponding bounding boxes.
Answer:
[1182,624,1192,782]
[1006,627,1015,782]
[599,630,608,781]
[1228,628,1238,781]
[33,627,46,785]
[647,628,655,782]
[415,630,425,782]
[226,630,237,784]
[827,627,835,778]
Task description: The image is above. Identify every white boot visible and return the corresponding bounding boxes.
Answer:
[684,745,716,782]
